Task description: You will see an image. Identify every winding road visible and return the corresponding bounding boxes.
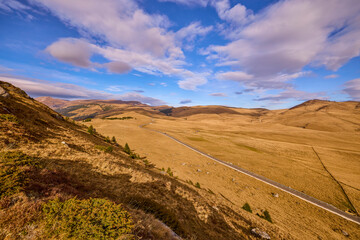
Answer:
[140,122,360,225]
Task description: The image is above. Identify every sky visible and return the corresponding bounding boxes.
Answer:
[0,0,359,109]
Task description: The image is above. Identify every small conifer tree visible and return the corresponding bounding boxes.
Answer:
[124,143,131,154]
[87,125,95,135]
[105,136,110,143]
[166,167,173,176]
[111,136,117,143]
[242,203,252,213]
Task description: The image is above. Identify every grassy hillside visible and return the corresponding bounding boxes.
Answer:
[86,111,360,239]
[0,81,295,239]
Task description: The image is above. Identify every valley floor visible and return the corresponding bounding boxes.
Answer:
[88,112,360,240]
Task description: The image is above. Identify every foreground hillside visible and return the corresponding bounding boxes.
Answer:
[0,82,297,239]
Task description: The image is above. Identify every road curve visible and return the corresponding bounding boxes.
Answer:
[140,123,360,225]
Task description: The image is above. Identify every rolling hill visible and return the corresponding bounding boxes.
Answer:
[37,96,360,132]
[0,81,293,239]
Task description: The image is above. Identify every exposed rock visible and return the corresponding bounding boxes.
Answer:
[251,228,271,239]
[160,170,166,175]
[197,169,202,172]
[342,230,349,237]
[0,86,9,97]
[271,193,279,198]
[61,141,68,146]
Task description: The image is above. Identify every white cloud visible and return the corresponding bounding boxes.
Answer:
[343,78,360,100]
[211,0,251,25]
[0,74,166,105]
[208,0,360,90]
[176,21,213,50]
[324,74,339,79]
[159,0,251,25]
[255,88,326,102]
[178,73,208,90]
[0,0,35,19]
[216,71,253,81]
[33,0,178,58]
[45,38,92,67]
[35,0,211,91]
[158,0,208,7]
[0,0,30,12]
[105,61,132,74]
[217,71,310,90]
[179,99,192,104]
[209,92,227,97]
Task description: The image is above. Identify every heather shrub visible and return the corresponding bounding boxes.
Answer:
[0,114,18,123]
[0,151,40,198]
[94,145,113,153]
[42,198,134,239]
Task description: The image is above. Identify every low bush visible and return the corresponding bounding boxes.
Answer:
[124,143,141,159]
[0,151,41,198]
[195,182,201,188]
[257,210,272,223]
[0,114,18,123]
[166,167,173,177]
[242,203,252,213]
[83,118,92,122]
[105,116,133,120]
[42,198,134,239]
[87,125,95,135]
[94,145,113,153]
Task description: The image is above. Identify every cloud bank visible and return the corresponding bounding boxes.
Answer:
[0,75,166,105]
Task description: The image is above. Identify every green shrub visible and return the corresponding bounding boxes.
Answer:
[94,145,113,153]
[111,136,117,144]
[242,203,252,213]
[124,143,131,154]
[166,167,173,177]
[105,136,111,143]
[105,117,133,120]
[195,182,201,188]
[42,198,134,239]
[0,114,18,123]
[87,125,95,135]
[257,210,272,223]
[0,151,41,198]
[83,118,92,122]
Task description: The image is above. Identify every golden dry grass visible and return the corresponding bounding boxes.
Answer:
[88,111,360,240]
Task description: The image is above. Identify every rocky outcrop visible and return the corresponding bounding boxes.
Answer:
[0,86,9,97]
[251,228,271,239]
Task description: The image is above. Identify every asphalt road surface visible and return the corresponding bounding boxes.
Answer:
[140,123,360,225]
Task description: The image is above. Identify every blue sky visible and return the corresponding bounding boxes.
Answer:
[0,0,359,109]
